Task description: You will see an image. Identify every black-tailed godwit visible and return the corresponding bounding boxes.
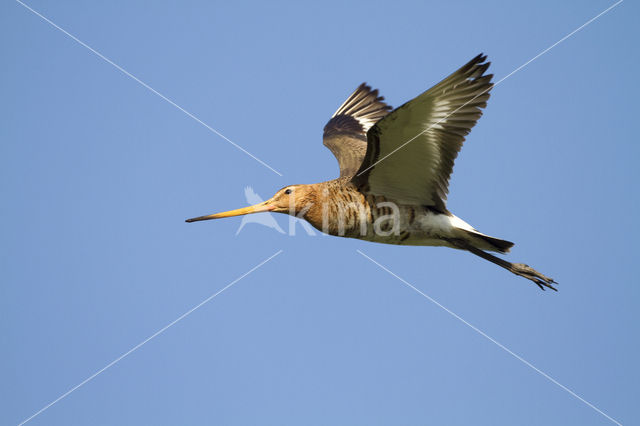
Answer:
[187,54,557,290]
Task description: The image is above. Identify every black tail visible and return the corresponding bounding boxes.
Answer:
[463,230,514,254]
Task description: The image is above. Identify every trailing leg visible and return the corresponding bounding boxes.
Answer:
[446,238,557,291]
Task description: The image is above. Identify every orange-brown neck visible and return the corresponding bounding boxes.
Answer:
[296,180,371,234]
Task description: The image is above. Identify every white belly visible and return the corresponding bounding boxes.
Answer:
[356,207,476,247]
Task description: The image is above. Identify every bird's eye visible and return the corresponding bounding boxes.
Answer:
[284,188,292,195]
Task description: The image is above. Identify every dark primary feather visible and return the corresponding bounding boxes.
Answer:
[323,83,392,178]
[353,54,493,211]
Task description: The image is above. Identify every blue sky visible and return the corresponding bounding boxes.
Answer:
[2,1,638,425]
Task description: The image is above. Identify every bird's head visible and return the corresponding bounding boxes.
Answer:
[185,184,318,223]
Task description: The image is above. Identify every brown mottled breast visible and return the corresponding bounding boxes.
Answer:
[303,178,373,236]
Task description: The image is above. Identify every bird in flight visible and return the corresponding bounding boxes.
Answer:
[187,54,557,290]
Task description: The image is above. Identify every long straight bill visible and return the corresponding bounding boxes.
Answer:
[185,202,275,223]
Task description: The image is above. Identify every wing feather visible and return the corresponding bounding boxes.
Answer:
[323,84,392,178]
[353,54,493,211]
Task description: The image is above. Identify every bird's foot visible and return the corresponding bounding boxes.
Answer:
[511,263,558,291]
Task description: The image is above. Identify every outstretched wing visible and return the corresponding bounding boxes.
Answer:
[323,84,392,178]
[352,54,493,212]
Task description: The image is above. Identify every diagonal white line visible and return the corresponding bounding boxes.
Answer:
[356,249,622,426]
[357,0,623,176]
[17,250,284,426]
[15,0,283,177]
